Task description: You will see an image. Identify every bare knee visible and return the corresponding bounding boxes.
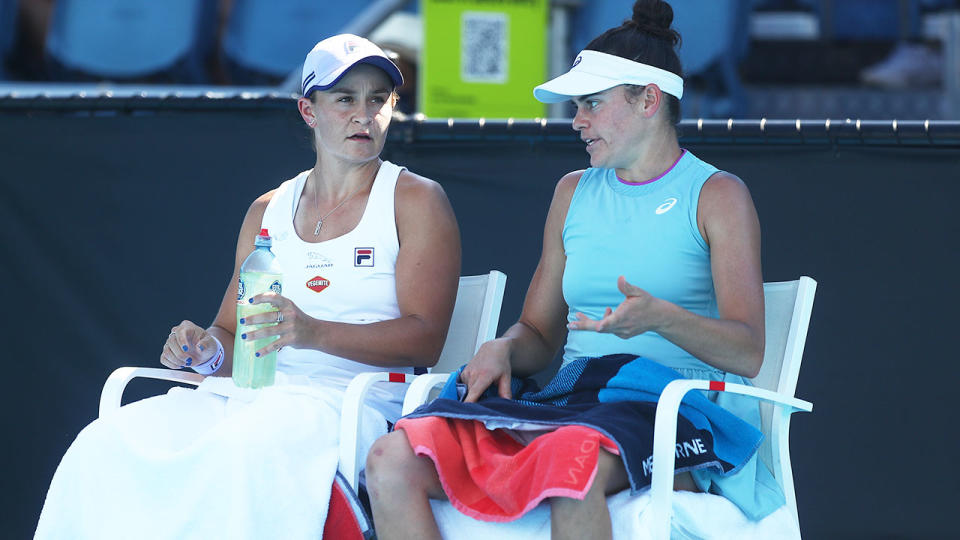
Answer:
[366,431,442,499]
[366,432,414,486]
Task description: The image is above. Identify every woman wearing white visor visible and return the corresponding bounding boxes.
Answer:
[367,1,779,539]
[36,34,460,539]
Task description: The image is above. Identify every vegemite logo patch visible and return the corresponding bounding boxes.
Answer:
[306,276,330,293]
[354,247,374,267]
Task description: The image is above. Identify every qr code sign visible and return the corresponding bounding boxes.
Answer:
[461,11,509,83]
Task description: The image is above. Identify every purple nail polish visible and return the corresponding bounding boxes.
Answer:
[241,333,247,339]
[248,298,254,303]
[186,358,192,366]
[199,345,205,351]
[239,318,245,324]
[255,352,260,358]
[182,345,188,352]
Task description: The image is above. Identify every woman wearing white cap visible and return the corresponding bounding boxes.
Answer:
[367,1,782,538]
[36,34,460,539]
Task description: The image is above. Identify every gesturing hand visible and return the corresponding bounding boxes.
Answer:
[239,292,315,357]
[460,338,514,402]
[161,320,220,370]
[567,276,663,339]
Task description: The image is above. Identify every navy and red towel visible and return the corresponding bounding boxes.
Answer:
[396,354,762,522]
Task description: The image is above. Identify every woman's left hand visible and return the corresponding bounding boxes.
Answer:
[567,276,664,339]
[239,292,316,356]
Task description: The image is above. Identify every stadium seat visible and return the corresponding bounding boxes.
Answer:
[0,0,18,80]
[222,0,377,83]
[45,0,215,82]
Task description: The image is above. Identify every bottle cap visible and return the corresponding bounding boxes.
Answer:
[254,228,272,248]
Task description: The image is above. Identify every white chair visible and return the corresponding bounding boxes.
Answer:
[338,270,507,490]
[401,276,817,539]
[100,270,507,489]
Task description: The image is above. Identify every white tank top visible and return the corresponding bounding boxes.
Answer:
[260,161,408,418]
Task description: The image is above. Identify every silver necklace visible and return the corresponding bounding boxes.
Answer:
[313,179,368,236]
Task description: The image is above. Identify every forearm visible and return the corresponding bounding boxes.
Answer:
[654,300,764,378]
[307,315,448,368]
[500,319,563,378]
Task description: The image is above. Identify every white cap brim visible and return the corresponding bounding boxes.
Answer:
[301,34,403,97]
[533,50,683,103]
[304,55,402,96]
[533,70,626,103]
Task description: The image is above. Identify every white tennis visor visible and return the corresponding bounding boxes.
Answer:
[533,50,684,103]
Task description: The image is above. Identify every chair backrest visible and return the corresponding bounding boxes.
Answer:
[46,0,209,78]
[751,276,817,522]
[432,271,507,373]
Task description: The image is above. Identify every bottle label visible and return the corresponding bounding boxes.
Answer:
[238,272,282,303]
[238,276,281,301]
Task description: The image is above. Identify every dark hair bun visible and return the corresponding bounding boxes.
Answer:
[628,0,680,46]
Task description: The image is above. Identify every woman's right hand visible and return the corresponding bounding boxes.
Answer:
[160,320,220,370]
[460,338,514,402]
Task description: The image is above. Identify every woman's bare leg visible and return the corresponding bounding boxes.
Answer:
[549,450,701,540]
[366,430,447,540]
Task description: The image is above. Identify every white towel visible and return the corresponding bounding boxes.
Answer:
[35,373,388,540]
[431,489,801,539]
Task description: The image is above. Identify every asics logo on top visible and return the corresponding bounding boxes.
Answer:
[655,197,678,215]
[344,41,359,54]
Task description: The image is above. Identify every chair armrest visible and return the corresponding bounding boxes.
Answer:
[647,379,813,540]
[339,371,455,491]
[99,367,205,419]
[339,372,414,491]
[401,373,452,415]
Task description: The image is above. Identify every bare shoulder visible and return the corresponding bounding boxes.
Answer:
[394,170,458,242]
[556,169,586,195]
[698,171,760,244]
[552,169,586,208]
[395,169,450,207]
[242,188,278,226]
[701,171,753,207]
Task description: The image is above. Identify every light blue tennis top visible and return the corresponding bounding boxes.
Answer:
[562,149,719,371]
[560,150,785,520]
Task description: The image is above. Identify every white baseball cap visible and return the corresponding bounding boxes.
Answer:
[301,34,403,97]
[533,50,684,103]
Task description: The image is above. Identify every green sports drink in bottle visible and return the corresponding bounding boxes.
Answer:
[233,228,283,389]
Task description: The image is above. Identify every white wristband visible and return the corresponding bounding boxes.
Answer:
[192,336,224,375]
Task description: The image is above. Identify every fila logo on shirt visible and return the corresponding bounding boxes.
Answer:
[354,247,374,267]
[306,276,330,293]
[655,197,678,215]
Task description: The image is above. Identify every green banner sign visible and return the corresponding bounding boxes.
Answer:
[421,0,548,118]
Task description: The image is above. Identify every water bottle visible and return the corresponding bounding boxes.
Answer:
[233,228,283,388]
